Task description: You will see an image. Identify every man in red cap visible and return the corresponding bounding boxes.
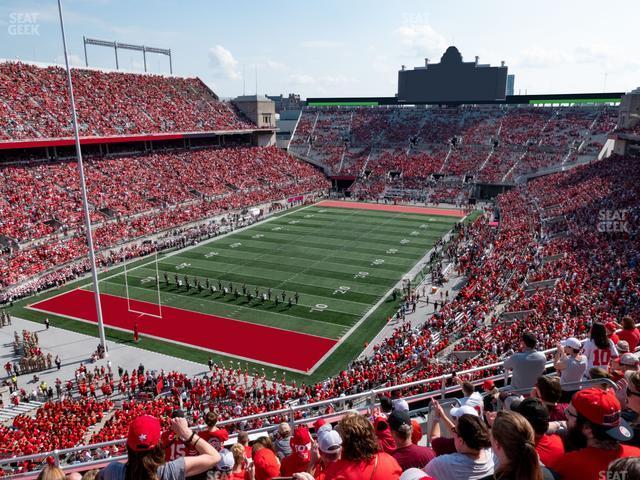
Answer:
[280,426,312,476]
[550,387,640,480]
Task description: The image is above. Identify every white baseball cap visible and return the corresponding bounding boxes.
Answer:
[561,337,581,350]
[393,398,409,412]
[317,429,342,453]
[449,405,479,418]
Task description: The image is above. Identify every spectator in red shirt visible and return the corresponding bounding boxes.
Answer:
[514,398,565,467]
[388,410,435,470]
[551,388,640,480]
[280,426,312,476]
[617,316,640,353]
[252,437,280,480]
[310,429,342,480]
[606,322,621,345]
[325,414,402,480]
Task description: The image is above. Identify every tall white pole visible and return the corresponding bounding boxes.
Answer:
[57,0,108,353]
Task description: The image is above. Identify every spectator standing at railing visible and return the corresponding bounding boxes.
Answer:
[503,332,546,391]
[550,387,640,480]
[554,337,587,402]
[583,323,619,376]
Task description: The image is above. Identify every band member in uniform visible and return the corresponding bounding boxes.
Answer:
[218,279,223,291]
[281,290,286,302]
[234,289,239,301]
[164,272,169,285]
[254,287,259,298]
[174,274,179,287]
[275,296,279,307]
[288,297,293,308]
[210,284,215,295]
[197,280,203,293]
[294,292,299,305]
[242,284,246,295]
[267,288,272,301]
[205,278,210,290]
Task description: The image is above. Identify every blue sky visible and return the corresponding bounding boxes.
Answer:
[1,0,638,99]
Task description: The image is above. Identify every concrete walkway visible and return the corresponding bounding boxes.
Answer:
[0,316,208,402]
[360,257,468,358]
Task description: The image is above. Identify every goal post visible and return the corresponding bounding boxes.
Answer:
[123,252,163,319]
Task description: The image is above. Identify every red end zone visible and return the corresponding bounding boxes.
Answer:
[29,289,336,372]
[317,200,466,218]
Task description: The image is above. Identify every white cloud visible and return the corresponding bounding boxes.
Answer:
[395,23,447,58]
[208,45,240,80]
[300,40,343,49]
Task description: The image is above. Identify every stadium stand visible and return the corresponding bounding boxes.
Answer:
[289,105,619,200]
[0,145,330,295]
[1,152,638,478]
[0,61,253,140]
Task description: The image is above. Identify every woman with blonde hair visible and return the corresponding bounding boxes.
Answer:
[37,465,66,480]
[229,443,249,480]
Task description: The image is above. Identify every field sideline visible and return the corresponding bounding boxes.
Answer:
[19,202,466,381]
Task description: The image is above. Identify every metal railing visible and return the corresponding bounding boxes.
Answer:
[2,328,636,478]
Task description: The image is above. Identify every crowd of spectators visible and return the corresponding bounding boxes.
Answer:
[290,105,617,196]
[0,145,330,294]
[0,61,252,141]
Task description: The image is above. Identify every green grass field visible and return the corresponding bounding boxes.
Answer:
[15,203,463,382]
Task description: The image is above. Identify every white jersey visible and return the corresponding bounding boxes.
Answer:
[583,338,618,372]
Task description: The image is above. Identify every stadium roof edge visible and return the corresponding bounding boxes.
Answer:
[0,58,190,80]
[306,92,625,106]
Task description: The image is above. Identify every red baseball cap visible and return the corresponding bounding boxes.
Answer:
[291,426,312,446]
[482,379,495,391]
[210,428,230,442]
[127,415,162,452]
[605,322,617,332]
[571,388,633,442]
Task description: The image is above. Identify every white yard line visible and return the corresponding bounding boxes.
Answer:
[77,204,316,290]
[305,216,463,375]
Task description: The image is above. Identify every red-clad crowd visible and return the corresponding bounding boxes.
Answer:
[290,105,618,196]
[0,61,252,141]
[0,145,330,292]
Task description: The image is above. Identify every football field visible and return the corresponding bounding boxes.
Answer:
[29,201,463,376]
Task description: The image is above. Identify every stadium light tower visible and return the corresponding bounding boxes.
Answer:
[57,0,108,353]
